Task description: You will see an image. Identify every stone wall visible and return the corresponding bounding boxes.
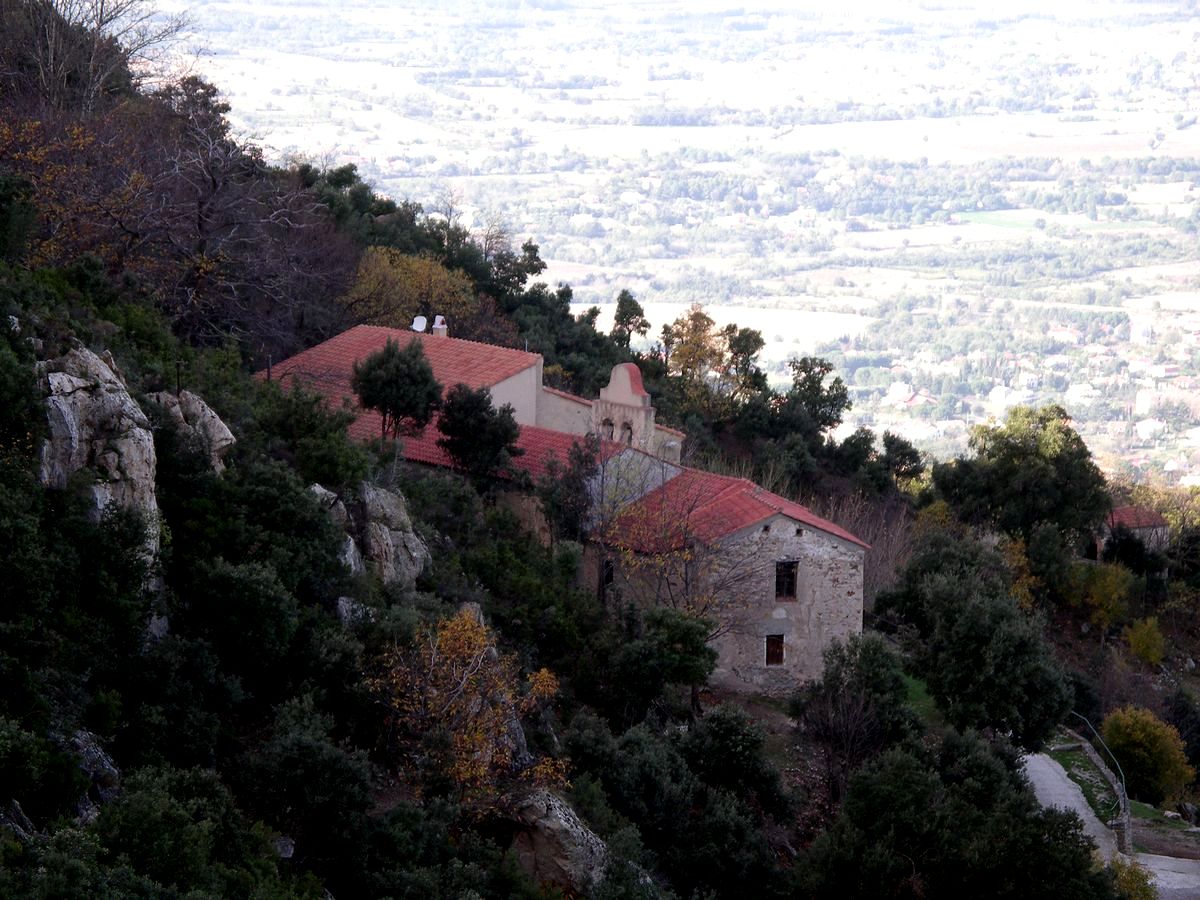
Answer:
[611,513,864,696]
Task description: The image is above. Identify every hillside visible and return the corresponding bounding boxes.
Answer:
[2,3,1200,898]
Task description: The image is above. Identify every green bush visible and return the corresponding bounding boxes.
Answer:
[1101,705,1195,804]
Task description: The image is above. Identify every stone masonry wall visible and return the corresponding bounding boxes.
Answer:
[710,515,863,695]
[611,513,863,697]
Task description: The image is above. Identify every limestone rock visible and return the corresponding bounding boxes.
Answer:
[357,482,431,591]
[340,534,365,577]
[310,483,351,530]
[511,790,609,894]
[37,347,159,556]
[336,596,375,625]
[147,390,235,473]
[70,730,120,825]
[1,800,35,843]
[311,481,431,592]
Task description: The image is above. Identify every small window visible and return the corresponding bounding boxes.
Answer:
[620,421,633,445]
[602,418,614,440]
[602,558,615,587]
[765,634,784,666]
[775,561,798,600]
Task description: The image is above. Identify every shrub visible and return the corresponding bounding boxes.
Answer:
[1110,855,1157,900]
[1123,617,1165,667]
[1101,705,1195,804]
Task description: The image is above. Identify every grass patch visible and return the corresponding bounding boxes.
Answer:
[902,673,940,726]
[1048,745,1119,824]
[1130,799,1194,831]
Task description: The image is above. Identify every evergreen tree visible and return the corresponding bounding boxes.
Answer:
[351,338,442,442]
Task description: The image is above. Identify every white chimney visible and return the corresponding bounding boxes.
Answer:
[431,315,448,337]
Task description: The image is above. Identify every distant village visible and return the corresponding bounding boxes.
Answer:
[840,309,1200,484]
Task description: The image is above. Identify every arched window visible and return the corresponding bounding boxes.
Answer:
[602,418,614,440]
[620,422,633,445]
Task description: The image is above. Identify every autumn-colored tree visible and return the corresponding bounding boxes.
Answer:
[341,248,475,328]
[0,77,357,357]
[1123,617,1166,666]
[369,608,563,809]
[1067,561,1133,643]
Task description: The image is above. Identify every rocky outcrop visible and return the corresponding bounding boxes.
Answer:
[147,390,235,473]
[511,790,609,894]
[37,347,159,556]
[358,482,431,591]
[70,729,120,825]
[312,481,431,592]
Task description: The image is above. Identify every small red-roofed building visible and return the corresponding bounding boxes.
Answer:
[595,460,866,695]
[1100,505,1170,553]
[264,325,683,463]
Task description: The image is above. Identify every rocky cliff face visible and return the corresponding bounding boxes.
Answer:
[37,347,160,556]
[36,347,237,569]
[312,481,432,591]
[146,390,236,473]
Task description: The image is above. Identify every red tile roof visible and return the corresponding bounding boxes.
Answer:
[261,326,630,481]
[616,362,649,398]
[1108,506,1168,531]
[263,325,540,400]
[606,468,869,552]
[350,411,622,481]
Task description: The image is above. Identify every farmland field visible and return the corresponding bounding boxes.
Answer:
[172,0,1200,476]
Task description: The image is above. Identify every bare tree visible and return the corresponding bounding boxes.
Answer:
[476,208,510,263]
[1,0,187,113]
[800,491,914,610]
[595,457,768,642]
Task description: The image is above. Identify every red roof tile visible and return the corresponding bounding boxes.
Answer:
[1108,506,1168,531]
[616,362,649,398]
[607,468,869,552]
[262,325,540,401]
[348,405,622,481]
[261,326,631,482]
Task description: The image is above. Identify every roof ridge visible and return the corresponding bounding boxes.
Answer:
[351,323,542,363]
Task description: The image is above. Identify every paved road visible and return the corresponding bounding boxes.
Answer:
[1023,753,1118,860]
[1023,753,1200,899]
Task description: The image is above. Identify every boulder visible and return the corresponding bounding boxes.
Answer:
[147,390,235,473]
[310,483,351,531]
[336,596,375,626]
[511,790,609,894]
[340,534,365,577]
[37,347,159,556]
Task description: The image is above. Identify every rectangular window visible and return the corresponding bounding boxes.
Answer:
[602,559,615,587]
[765,634,784,666]
[775,561,798,600]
